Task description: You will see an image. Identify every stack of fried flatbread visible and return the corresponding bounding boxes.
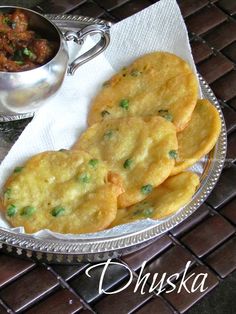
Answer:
[1,52,221,234]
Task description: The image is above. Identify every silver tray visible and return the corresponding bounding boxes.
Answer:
[0,15,227,263]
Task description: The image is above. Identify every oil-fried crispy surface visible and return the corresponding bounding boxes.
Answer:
[171,99,221,176]
[1,150,121,234]
[74,116,178,208]
[88,52,198,131]
[110,172,200,226]
[1,51,223,235]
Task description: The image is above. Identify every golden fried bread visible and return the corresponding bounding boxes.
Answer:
[88,52,198,131]
[110,171,200,226]
[74,116,178,208]
[171,99,221,176]
[2,150,121,234]
[1,51,221,235]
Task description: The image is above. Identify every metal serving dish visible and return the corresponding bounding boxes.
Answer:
[0,15,227,263]
[0,13,111,122]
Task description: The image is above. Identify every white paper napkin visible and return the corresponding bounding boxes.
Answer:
[0,0,200,238]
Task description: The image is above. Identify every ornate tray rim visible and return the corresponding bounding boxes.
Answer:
[0,15,227,261]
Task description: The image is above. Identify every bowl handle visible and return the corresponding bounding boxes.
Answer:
[64,24,110,75]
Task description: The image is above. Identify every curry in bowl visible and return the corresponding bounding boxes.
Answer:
[0,8,57,72]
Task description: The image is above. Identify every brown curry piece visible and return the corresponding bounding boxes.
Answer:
[0,9,56,72]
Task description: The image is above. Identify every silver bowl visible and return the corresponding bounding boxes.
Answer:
[0,6,110,117]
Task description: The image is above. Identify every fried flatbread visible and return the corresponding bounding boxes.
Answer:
[110,171,200,226]
[1,150,121,234]
[88,52,198,131]
[171,99,221,176]
[74,116,178,208]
